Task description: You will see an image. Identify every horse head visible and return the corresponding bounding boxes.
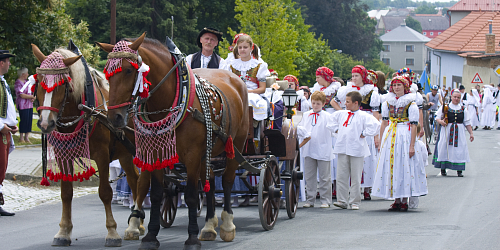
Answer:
[31,44,82,133]
[96,32,147,128]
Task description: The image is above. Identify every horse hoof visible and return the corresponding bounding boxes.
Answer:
[52,237,71,246]
[138,241,160,250]
[105,238,122,247]
[183,244,202,250]
[124,231,140,240]
[139,226,146,236]
[198,230,217,241]
[220,228,236,242]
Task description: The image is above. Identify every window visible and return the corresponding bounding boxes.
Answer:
[382,58,390,65]
[406,58,415,65]
[383,45,390,52]
[423,32,427,35]
[430,32,434,36]
[406,45,415,52]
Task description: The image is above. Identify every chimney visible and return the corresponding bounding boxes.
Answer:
[486,20,495,54]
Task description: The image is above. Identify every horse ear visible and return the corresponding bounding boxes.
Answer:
[129,32,146,51]
[31,44,47,63]
[62,55,82,67]
[95,42,115,53]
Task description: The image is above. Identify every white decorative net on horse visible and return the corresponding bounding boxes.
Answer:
[45,123,95,182]
[132,111,179,172]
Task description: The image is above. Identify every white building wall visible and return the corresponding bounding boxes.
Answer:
[381,41,428,73]
[450,11,470,26]
[428,49,464,88]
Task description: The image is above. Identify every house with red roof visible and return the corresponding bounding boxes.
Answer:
[377,14,449,39]
[448,0,500,25]
[426,11,500,89]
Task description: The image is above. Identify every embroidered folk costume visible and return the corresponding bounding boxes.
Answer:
[433,97,472,174]
[371,77,428,201]
[334,66,381,195]
[331,109,380,209]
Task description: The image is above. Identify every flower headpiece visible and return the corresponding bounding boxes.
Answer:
[367,70,378,85]
[389,76,411,94]
[228,33,248,52]
[103,40,151,98]
[269,69,279,80]
[284,75,299,90]
[316,66,334,83]
[351,65,372,84]
[396,67,415,85]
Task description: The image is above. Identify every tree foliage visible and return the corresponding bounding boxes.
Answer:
[405,16,422,33]
[299,0,381,61]
[414,4,438,14]
[362,0,457,9]
[194,0,238,47]
[0,0,99,82]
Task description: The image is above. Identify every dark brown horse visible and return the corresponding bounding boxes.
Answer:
[31,44,143,247]
[96,33,248,250]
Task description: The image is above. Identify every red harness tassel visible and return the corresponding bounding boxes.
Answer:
[203,180,210,192]
[225,136,235,159]
[40,177,50,186]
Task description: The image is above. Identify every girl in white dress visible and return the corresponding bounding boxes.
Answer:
[371,76,428,211]
[469,89,481,130]
[332,65,380,201]
[434,90,474,177]
[224,35,270,121]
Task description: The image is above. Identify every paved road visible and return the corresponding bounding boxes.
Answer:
[2,129,500,250]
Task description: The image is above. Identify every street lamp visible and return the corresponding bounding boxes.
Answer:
[281,87,298,119]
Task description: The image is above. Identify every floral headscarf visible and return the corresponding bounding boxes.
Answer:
[228,33,248,52]
[316,67,334,83]
[389,76,411,94]
[395,67,415,85]
[284,75,299,90]
[351,65,371,84]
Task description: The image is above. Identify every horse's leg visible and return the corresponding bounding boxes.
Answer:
[199,173,217,241]
[139,169,163,250]
[184,162,202,250]
[95,153,123,247]
[52,178,73,246]
[125,169,149,240]
[220,159,239,242]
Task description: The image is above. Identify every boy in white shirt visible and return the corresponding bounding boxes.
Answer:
[332,92,380,210]
[297,91,336,208]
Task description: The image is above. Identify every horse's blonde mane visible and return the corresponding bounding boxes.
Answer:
[55,48,109,103]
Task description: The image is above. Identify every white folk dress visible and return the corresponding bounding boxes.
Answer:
[335,82,381,188]
[434,103,471,171]
[481,87,495,127]
[468,90,481,128]
[224,58,270,121]
[371,93,428,199]
[310,81,341,181]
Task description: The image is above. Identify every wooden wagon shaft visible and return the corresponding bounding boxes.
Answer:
[299,137,311,148]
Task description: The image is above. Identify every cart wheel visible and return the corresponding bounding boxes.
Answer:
[285,150,300,219]
[197,191,204,217]
[160,182,178,228]
[258,156,281,231]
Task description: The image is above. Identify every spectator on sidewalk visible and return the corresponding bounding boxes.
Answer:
[14,67,35,144]
[0,49,18,216]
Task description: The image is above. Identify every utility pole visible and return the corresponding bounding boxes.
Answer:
[110,0,116,44]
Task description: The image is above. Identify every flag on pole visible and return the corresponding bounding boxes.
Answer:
[419,68,431,94]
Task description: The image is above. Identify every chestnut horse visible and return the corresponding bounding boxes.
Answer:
[31,44,143,247]
[96,34,248,250]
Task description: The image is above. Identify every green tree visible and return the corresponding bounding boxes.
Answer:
[414,5,438,14]
[0,0,99,82]
[66,0,110,44]
[115,0,199,54]
[226,0,300,76]
[194,0,238,49]
[405,16,422,33]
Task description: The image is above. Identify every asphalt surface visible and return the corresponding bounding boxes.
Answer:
[1,128,500,250]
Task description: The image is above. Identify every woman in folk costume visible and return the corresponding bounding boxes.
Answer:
[469,89,481,130]
[481,85,496,130]
[433,89,474,177]
[223,34,271,121]
[311,66,341,197]
[284,75,311,111]
[332,65,381,200]
[371,76,428,211]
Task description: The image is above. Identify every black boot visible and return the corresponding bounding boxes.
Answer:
[457,171,464,177]
[0,206,15,216]
[441,169,447,176]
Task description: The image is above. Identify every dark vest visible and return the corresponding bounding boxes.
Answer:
[448,107,465,124]
[190,51,221,69]
[360,90,374,111]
